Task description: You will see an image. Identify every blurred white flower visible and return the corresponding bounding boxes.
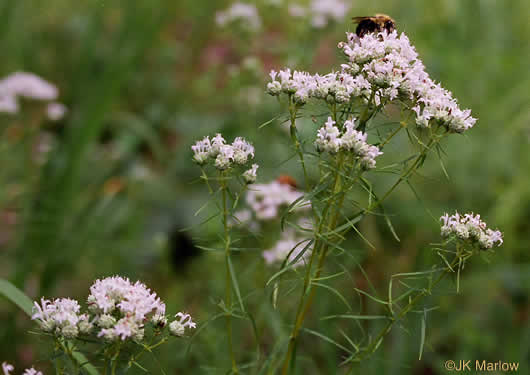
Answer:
[0,95,18,114]
[46,102,67,121]
[310,0,350,28]
[288,0,350,28]
[263,229,312,267]
[216,2,261,31]
[288,4,307,18]
[0,72,62,116]
[2,362,14,375]
[0,72,58,101]
[22,368,43,375]
[246,181,309,220]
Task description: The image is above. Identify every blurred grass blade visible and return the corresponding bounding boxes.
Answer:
[0,279,33,316]
[71,352,100,375]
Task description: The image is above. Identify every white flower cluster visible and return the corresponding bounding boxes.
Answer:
[87,276,168,341]
[267,31,477,133]
[32,276,196,342]
[192,134,257,175]
[315,117,383,169]
[288,0,350,28]
[215,2,261,31]
[2,362,42,375]
[31,298,91,338]
[0,72,66,120]
[440,212,503,249]
[262,229,312,267]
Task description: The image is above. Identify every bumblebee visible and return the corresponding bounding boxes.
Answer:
[352,14,396,38]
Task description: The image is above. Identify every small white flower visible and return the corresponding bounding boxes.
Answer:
[191,136,212,165]
[315,117,341,153]
[210,134,226,157]
[215,2,261,31]
[2,362,14,375]
[214,144,235,170]
[169,312,196,337]
[243,164,259,184]
[232,137,254,164]
[266,81,282,96]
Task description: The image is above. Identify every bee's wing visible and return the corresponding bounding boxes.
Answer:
[352,16,371,23]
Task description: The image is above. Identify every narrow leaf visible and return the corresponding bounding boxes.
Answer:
[419,309,427,360]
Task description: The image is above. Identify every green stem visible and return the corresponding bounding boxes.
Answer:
[357,90,376,132]
[281,155,346,375]
[289,96,309,188]
[221,178,238,374]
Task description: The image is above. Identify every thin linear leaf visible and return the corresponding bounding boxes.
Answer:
[311,282,351,310]
[258,115,282,129]
[354,288,389,305]
[300,328,352,354]
[419,308,427,360]
[265,264,296,286]
[321,314,390,321]
[227,256,245,313]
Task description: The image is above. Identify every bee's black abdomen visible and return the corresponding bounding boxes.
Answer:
[356,19,378,38]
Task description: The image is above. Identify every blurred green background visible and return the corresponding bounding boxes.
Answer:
[0,0,529,373]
